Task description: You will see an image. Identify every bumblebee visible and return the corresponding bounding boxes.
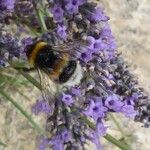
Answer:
[26,41,83,103]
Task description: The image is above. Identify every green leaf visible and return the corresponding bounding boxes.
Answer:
[0,73,28,87]
[104,134,131,150]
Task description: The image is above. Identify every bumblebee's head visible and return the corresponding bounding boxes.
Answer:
[26,42,37,59]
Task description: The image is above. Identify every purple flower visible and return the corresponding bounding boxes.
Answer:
[105,95,124,112]
[71,87,82,96]
[88,121,107,150]
[86,36,95,47]
[65,0,79,14]
[99,24,117,51]
[61,93,73,106]
[21,37,33,46]
[56,25,67,40]
[51,4,64,22]
[61,128,72,143]
[86,36,105,53]
[0,33,23,66]
[125,93,140,106]
[65,0,86,14]
[80,48,93,62]
[1,0,15,10]
[38,138,50,150]
[121,105,137,119]
[89,129,103,150]
[49,129,71,150]
[89,7,109,22]
[96,121,107,136]
[84,98,107,121]
[93,39,105,52]
[80,5,109,23]
[49,135,64,150]
[31,98,52,115]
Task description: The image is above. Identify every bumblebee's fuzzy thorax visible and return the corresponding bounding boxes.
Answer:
[26,41,48,67]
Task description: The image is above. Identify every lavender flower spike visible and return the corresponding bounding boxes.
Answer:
[1,0,149,149]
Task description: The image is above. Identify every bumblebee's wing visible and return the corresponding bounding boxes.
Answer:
[37,69,58,105]
[52,41,85,53]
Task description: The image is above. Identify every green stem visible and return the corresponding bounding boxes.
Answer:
[0,90,45,135]
[0,140,7,147]
[79,116,131,150]
[18,70,41,90]
[8,61,41,90]
[104,134,131,150]
[33,2,47,32]
[109,113,125,138]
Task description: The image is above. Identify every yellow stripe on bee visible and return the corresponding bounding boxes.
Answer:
[29,42,47,66]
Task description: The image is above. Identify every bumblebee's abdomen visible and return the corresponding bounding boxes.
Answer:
[59,60,77,83]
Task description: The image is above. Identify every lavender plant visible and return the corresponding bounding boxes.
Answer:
[0,0,150,150]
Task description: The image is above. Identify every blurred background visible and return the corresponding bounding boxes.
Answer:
[0,0,150,149]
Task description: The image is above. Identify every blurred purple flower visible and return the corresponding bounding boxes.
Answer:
[105,95,124,112]
[61,128,72,143]
[31,98,52,115]
[56,24,67,40]
[86,36,104,53]
[96,121,107,136]
[65,0,79,14]
[121,105,137,119]
[38,138,50,150]
[71,87,82,96]
[21,37,33,47]
[49,135,64,150]
[49,129,71,150]
[65,0,86,14]
[88,7,109,22]
[0,32,23,67]
[80,3,109,23]
[86,36,95,47]
[99,24,117,51]
[84,98,107,121]
[80,49,93,62]
[1,0,15,10]
[89,129,103,150]
[61,93,73,106]
[51,4,64,22]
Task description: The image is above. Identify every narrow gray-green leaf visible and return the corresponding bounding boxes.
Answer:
[18,70,41,90]
[0,90,45,135]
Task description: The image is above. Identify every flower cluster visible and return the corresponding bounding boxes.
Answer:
[0,31,23,67]
[0,0,16,24]
[0,0,150,149]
